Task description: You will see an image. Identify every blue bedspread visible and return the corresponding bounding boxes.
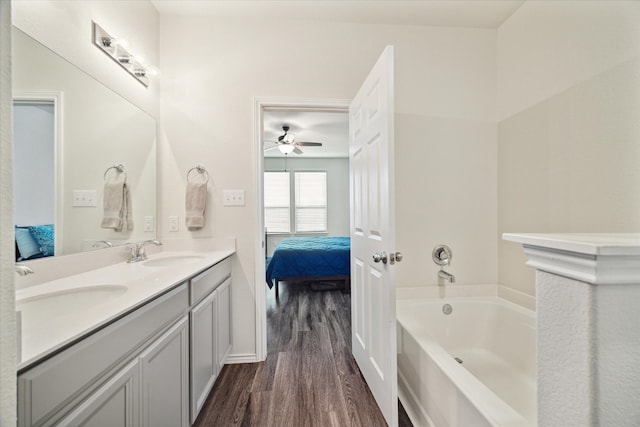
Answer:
[265,237,350,288]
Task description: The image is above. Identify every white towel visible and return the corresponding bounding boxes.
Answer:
[185,181,207,229]
[101,176,133,232]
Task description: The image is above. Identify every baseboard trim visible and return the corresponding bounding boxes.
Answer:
[225,353,260,364]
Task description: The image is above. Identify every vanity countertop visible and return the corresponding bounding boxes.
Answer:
[16,249,234,372]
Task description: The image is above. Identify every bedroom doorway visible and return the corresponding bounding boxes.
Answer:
[254,98,350,361]
[12,92,62,257]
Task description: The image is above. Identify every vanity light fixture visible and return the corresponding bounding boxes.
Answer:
[92,21,150,87]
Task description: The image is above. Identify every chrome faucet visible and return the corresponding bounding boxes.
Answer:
[15,264,34,276]
[438,269,456,284]
[127,239,162,263]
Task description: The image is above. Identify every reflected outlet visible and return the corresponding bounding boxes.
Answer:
[144,216,154,232]
[168,216,179,232]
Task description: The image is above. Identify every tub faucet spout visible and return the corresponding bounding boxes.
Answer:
[438,269,455,283]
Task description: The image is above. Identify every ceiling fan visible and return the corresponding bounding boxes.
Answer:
[264,125,323,155]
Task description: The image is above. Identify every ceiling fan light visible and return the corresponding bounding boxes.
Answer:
[278,144,295,155]
[283,133,295,144]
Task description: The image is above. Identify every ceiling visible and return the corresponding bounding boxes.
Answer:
[263,109,349,158]
[153,0,526,159]
[151,1,525,29]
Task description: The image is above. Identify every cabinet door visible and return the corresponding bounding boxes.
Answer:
[216,277,232,368]
[57,360,139,427]
[190,289,217,423]
[139,316,189,427]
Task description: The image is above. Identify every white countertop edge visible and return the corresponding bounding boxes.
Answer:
[502,233,640,256]
[17,249,235,371]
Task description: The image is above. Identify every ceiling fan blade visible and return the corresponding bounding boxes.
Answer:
[293,147,304,155]
[296,141,322,147]
[264,145,280,152]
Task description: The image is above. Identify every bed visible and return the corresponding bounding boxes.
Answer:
[266,236,351,298]
[15,224,55,261]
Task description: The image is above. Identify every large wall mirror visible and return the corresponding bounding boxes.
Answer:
[12,27,156,259]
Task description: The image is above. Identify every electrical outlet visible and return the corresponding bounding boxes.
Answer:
[168,216,179,232]
[72,190,97,207]
[223,190,245,206]
[144,216,154,232]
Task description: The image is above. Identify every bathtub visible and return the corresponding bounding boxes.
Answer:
[397,297,536,427]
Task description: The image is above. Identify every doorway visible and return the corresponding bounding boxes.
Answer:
[253,97,351,360]
[12,92,62,257]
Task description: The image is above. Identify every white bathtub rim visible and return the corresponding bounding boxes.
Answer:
[397,296,535,427]
[397,295,535,319]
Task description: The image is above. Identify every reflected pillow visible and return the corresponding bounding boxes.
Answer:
[15,227,42,260]
[28,224,54,257]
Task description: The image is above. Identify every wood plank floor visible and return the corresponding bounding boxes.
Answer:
[194,281,413,427]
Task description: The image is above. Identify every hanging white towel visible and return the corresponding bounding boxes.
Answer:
[101,176,133,232]
[185,181,207,229]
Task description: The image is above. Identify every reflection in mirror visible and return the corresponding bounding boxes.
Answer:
[12,27,156,259]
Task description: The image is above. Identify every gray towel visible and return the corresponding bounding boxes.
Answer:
[101,176,133,232]
[185,181,207,229]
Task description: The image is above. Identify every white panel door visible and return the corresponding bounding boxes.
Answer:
[349,45,398,426]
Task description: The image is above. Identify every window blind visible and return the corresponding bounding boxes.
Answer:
[295,172,327,233]
[264,172,290,233]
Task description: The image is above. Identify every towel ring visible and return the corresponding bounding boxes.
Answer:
[104,164,127,181]
[187,165,209,184]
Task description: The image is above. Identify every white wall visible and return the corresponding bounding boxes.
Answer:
[13,103,55,226]
[264,157,350,255]
[497,1,640,298]
[0,0,15,423]
[159,16,498,358]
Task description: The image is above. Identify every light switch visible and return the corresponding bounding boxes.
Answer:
[223,190,245,206]
[72,190,97,207]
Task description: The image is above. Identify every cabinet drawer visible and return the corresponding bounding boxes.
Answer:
[190,258,231,305]
[18,284,188,427]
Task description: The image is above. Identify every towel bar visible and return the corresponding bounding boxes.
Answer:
[187,165,209,184]
[103,164,126,180]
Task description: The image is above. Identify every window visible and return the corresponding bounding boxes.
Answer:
[264,172,290,233]
[295,172,327,233]
[264,171,328,234]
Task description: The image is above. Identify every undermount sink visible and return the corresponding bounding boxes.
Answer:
[16,285,128,318]
[142,255,205,267]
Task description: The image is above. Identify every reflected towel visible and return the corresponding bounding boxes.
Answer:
[185,181,207,229]
[101,176,133,232]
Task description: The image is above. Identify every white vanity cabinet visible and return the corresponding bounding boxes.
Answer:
[58,317,190,427]
[18,284,190,427]
[189,258,232,423]
[17,254,234,427]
